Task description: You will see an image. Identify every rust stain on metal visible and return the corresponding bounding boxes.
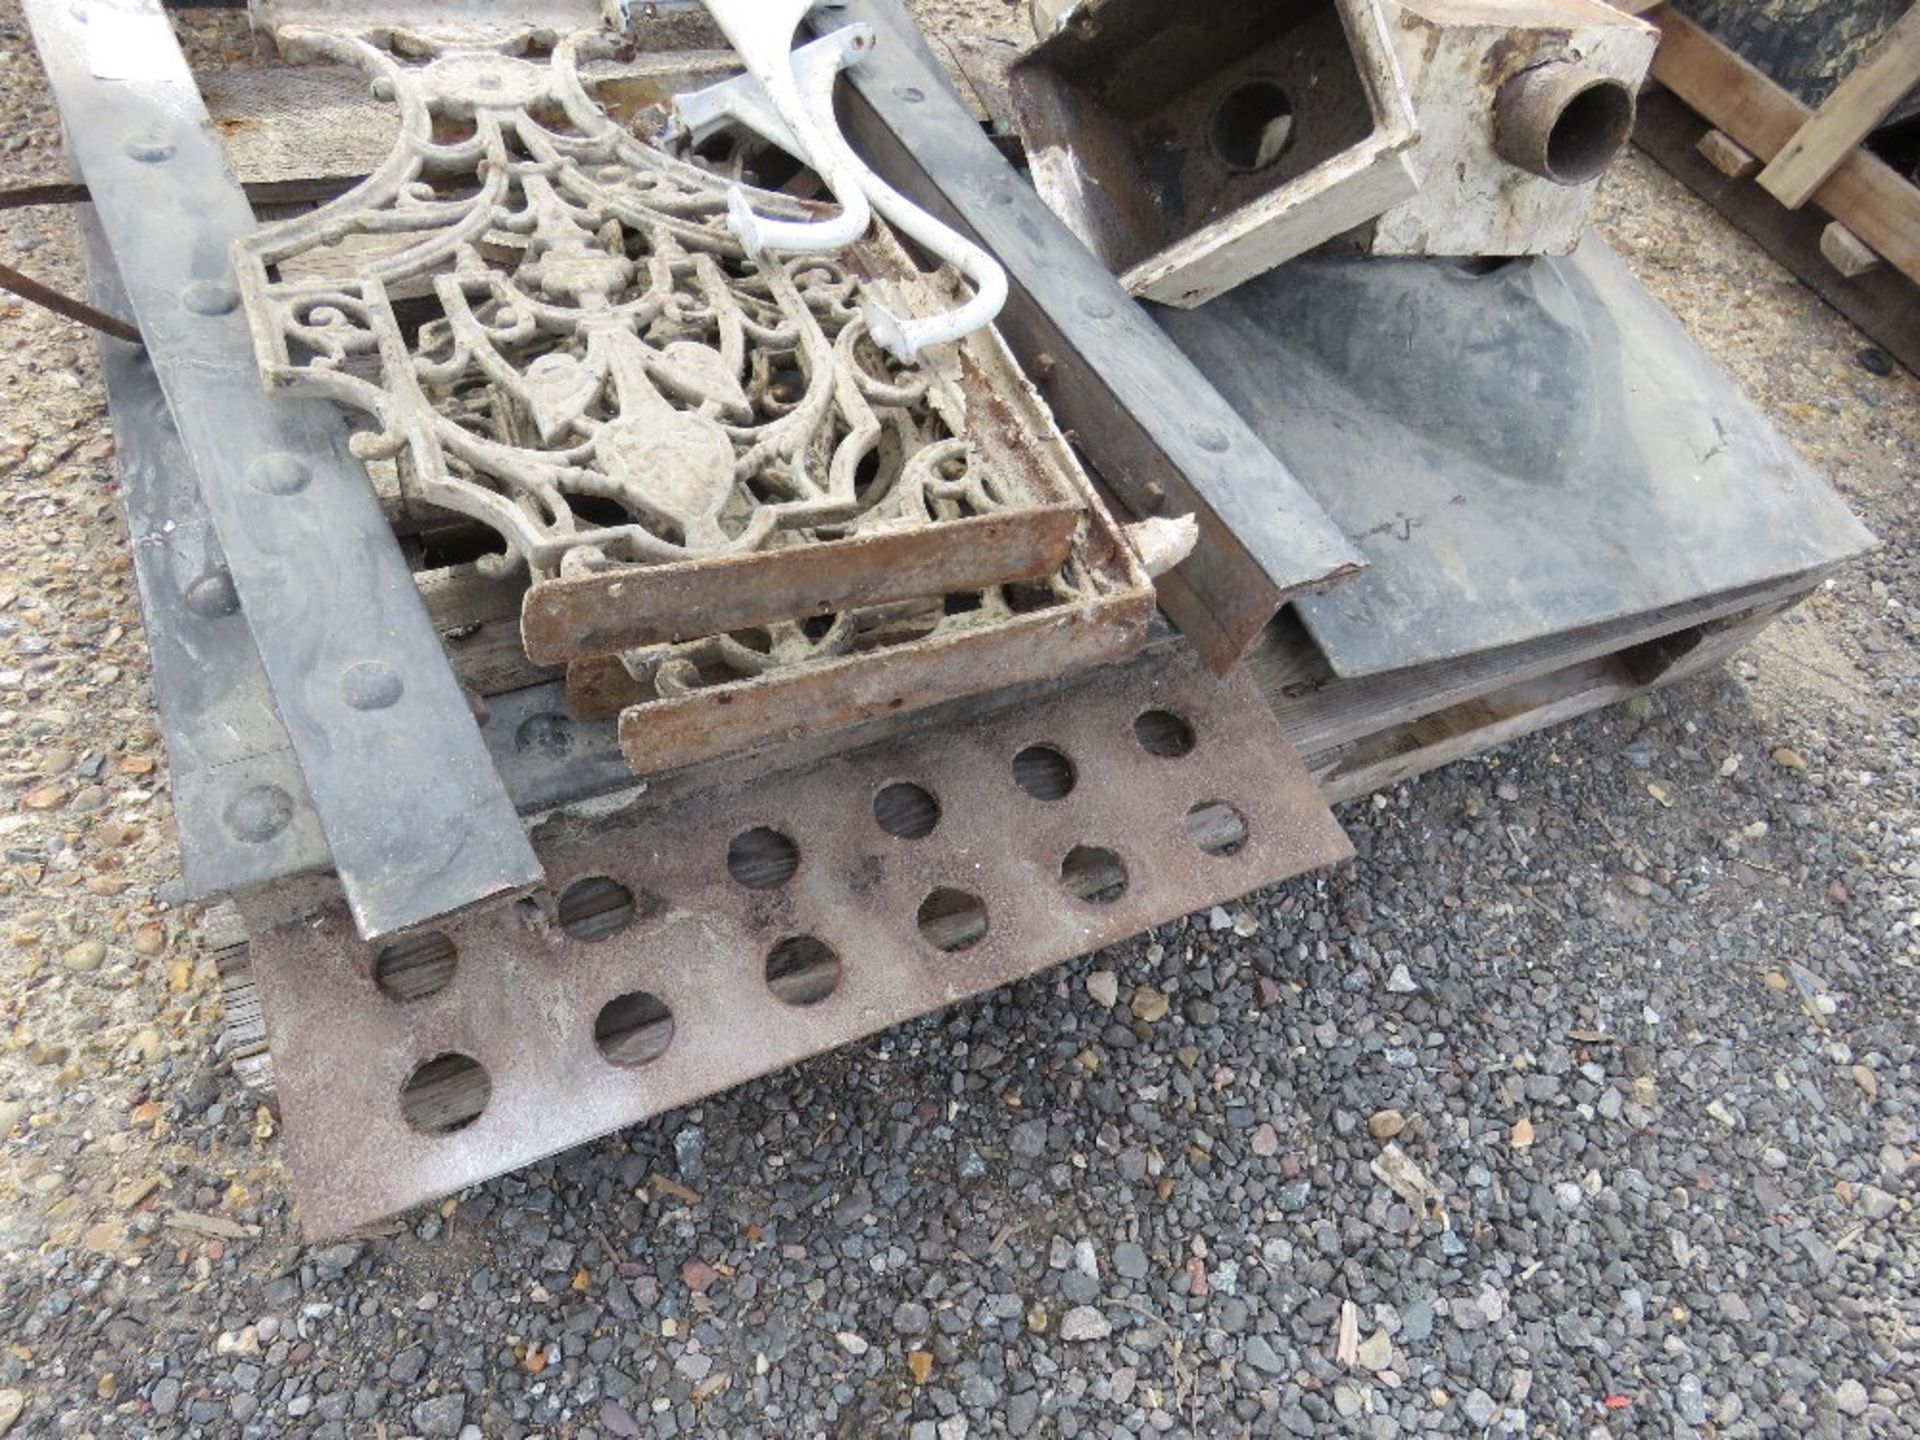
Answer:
[565,654,643,721]
[249,649,1353,1238]
[615,589,1156,774]
[521,505,1081,664]
[1009,0,1420,303]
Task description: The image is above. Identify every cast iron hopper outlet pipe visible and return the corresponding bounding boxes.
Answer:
[1494,61,1637,186]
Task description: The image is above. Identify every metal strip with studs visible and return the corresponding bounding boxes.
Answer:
[78,210,337,899]
[86,209,641,881]
[247,648,1352,1238]
[26,0,545,940]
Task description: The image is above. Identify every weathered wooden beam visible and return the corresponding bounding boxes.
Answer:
[1648,6,1920,285]
[1633,85,1920,377]
[1696,127,1758,178]
[1820,220,1884,278]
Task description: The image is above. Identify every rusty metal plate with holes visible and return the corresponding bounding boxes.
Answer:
[250,649,1352,1237]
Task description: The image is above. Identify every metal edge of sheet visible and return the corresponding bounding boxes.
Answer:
[77,207,338,898]
[1155,236,1878,677]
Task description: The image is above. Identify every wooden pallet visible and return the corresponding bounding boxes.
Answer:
[1622,3,1920,373]
[215,556,1825,1101]
[123,10,1843,1100]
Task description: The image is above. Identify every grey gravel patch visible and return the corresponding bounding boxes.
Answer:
[1463,1387,1496,1427]
[1834,1379,1870,1417]
[1244,1335,1286,1376]
[1008,1118,1048,1158]
[411,1393,464,1437]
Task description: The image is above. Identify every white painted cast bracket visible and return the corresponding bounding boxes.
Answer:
[698,0,874,255]
[684,10,1008,361]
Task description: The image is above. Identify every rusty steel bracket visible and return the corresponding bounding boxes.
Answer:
[581,560,1159,777]
[1008,0,1420,307]
[249,647,1353,1237]
[521,505,1081,663]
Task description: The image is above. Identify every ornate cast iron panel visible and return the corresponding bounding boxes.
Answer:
[234,24,1112,663]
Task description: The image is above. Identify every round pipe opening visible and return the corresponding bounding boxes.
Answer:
[1547,80,1635,183]
[1496,67,1636,186]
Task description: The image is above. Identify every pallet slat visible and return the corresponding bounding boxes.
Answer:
[1648,7,1920,285]
[1757,3,1920,210]
[1632,85,1920,376]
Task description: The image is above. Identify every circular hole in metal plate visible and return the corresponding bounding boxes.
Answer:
[727,827,800,889]
[594,991,674,1067]
[873,781,941,839]
[1012,744,1076,801]
[557,875,637,942]
[400,1052,489,1135]
[1060,845,1128,904]
[1133,708,1196,758]
[1185,800,1249,858]
[374,931,457,1002]
[766,935,841,1006]
[917,887,988,952]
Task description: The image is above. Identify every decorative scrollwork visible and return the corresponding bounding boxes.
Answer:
[235,26,1062,585]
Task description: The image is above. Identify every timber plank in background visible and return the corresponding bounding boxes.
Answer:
[1648,6,1920,284]
[1757,2,1920,208]
[1634,85,1920,377]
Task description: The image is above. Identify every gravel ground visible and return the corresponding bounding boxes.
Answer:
[1,5,1917,1439]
